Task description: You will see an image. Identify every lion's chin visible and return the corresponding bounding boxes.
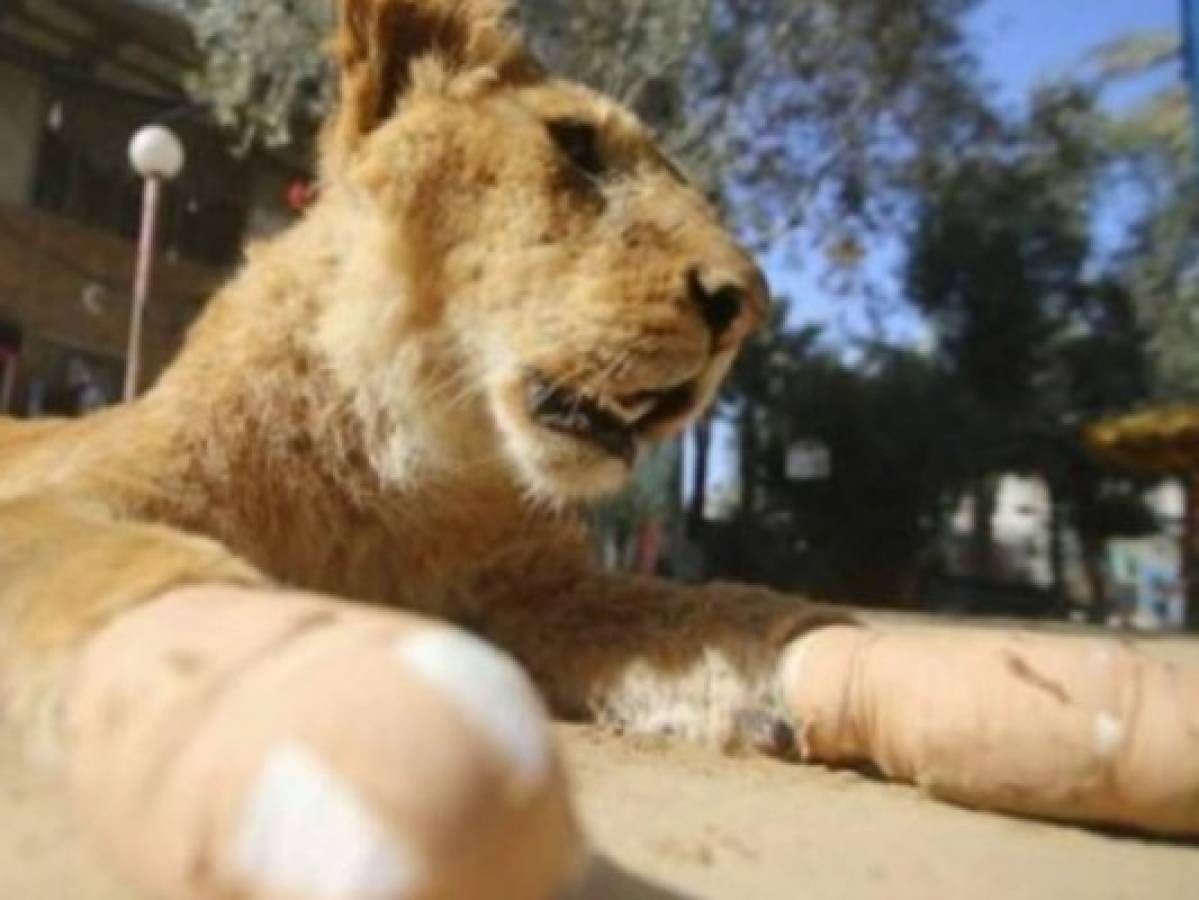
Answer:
[525,460,635,503]
[483,380,634,503]
[489,409,634,504]
[514,433,639,502]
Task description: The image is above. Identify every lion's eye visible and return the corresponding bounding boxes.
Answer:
[547,120,604,179]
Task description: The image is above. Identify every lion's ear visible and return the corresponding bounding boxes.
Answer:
[323,0,537,165]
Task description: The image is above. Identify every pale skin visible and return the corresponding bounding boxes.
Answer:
[2,1,1198,897]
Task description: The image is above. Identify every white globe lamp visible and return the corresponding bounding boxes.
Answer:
[128,125,185,180]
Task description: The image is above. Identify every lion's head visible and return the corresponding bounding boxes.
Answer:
[312,0,767,501]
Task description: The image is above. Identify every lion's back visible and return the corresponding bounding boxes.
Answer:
[0,416,91,501]
[0,416,66,459]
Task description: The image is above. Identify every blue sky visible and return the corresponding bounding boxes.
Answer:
[971,0,1179,109]
[770,0,1183,345]
[695,0,1186,500]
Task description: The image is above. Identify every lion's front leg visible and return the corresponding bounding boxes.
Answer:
[460,569,852,754]
[467,567,1199,839]
[0,495,267,760]
[1,498,583,899]
[780,623,1199,837]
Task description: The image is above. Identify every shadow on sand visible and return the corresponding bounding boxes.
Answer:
[570,854,692,899]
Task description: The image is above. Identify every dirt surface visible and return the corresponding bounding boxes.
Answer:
[5,629,1199,900]
[566,726,1199,900]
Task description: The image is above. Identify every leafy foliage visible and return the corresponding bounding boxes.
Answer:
[171,0,334,151]
[905,84,1152,602]
[1088,30,1180,82]
[749,343,963,600]
[170,0,988,250]
[1089,31,1199,400]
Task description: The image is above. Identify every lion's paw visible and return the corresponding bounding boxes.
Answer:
[721,708,798,760]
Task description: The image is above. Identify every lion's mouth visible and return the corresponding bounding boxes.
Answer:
[525,373,698,465]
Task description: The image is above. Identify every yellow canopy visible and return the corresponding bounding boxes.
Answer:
[1088,407,1199,475]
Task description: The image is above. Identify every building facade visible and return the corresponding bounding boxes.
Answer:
[0,0,303,414]
[943,475,1185,629]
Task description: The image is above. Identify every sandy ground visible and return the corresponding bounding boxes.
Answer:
[4,628,1199,900]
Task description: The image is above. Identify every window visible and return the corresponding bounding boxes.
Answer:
[30,93,250,268]
[32,128,142,241]
[0,318,21,414]
[24,338,122,417]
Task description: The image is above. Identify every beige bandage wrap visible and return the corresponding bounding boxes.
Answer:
[65,586,582,900]
[782,625,1199,836]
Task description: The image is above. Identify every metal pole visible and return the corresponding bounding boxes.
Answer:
[123,175,162,402]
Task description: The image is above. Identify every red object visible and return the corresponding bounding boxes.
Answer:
[634,520,663,575]
[286,179,316,212]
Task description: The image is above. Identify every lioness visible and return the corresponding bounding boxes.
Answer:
[3,1,1198,897]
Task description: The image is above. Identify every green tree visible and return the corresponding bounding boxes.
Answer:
[171,0,988,245]
[703,332,964,601]
[907,84,1152,609]
[767,345,964,601]
[172,0,334,151]
[1024,277,1153,611]
[1088,30,1198,399]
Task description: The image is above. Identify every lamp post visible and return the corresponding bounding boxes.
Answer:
[124,125,184,401]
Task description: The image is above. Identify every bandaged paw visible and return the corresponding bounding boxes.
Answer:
[778,625,1199,837]
[66,585,584,899]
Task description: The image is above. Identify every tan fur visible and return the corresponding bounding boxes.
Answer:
[0,0,833,766]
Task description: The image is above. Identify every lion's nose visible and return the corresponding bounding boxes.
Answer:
[686,266,760,349]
